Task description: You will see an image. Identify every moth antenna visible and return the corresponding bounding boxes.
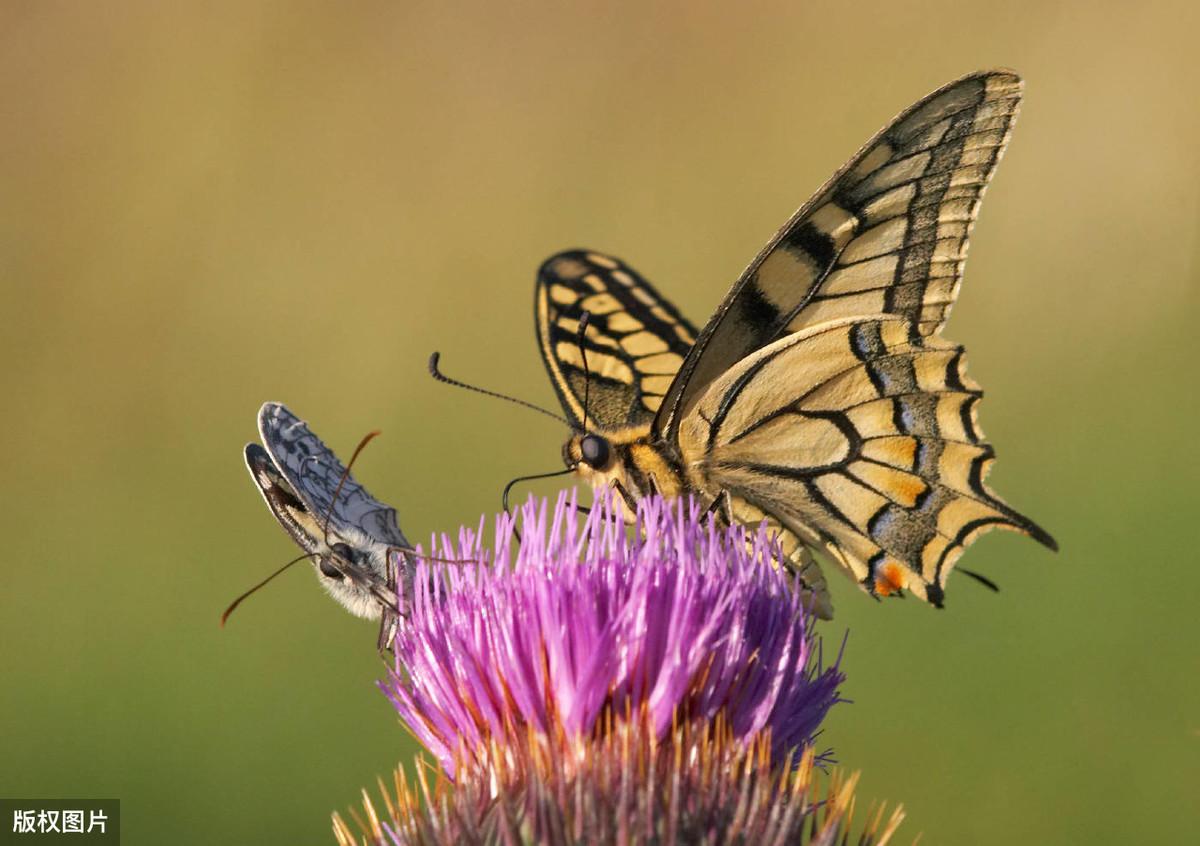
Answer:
[316,432,471,567]
[319,429,382,547]
[316,429,469,571]
[383,544,471,568]
[317,433,472,567]
[958,567,1001,593]
[576,311,593,431]
[429,352,570,427]
[221,551,316,627]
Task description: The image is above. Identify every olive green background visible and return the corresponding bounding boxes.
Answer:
[2,2,1197,843]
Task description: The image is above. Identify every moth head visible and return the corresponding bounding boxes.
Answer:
[309,525,396,621]
[245,445,399,621]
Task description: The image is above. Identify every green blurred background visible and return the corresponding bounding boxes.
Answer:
[2,1,1197,842]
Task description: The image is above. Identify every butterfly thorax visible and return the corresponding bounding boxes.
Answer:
[564,425,687,508]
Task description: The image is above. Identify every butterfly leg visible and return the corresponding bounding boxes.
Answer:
[609,479,641,517]
[702,490,735,527]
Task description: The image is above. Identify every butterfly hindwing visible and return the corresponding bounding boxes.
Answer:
[677,316,1055,603]
[536,250,698,430]
[725,494,833,618]
[657,71,1022,439]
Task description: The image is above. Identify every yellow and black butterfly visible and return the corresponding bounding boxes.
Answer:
[534,70,1056,618]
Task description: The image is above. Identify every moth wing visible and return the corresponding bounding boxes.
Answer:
[254,402,409,549]
[535,249,698,429]
[679,316,1055,604]
[244,442,326,556]
[658,70,1022,439]
[244,445,399,626]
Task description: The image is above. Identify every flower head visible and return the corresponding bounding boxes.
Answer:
[381,491,844,776]
[332,493,908,845]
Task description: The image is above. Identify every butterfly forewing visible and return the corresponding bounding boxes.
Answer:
[657,71,1022,440]
[536,250,698,429]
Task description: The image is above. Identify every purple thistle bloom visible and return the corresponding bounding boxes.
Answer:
[381,491,844,776]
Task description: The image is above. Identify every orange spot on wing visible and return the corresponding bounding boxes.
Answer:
[874,562,906,597]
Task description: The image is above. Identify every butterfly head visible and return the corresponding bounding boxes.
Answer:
[561,423,679,509]
[564,431,612,473]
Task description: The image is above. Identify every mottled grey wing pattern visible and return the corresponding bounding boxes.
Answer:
[256,402,408,549]
[658,71,1023,440]
[536,250,698,429]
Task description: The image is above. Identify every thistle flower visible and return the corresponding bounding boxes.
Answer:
[334,492,904,845]
[384,492,842,774]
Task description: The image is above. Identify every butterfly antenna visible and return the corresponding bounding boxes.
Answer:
[502,467,576,514]
[319,429,382,547]
[429,352,569,427]
[958,567,1001,593]
[576,311,592,431]
[500,466,577,542]
[220,551,316,627]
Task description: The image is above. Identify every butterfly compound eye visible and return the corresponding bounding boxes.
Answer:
[580,434,610,469]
